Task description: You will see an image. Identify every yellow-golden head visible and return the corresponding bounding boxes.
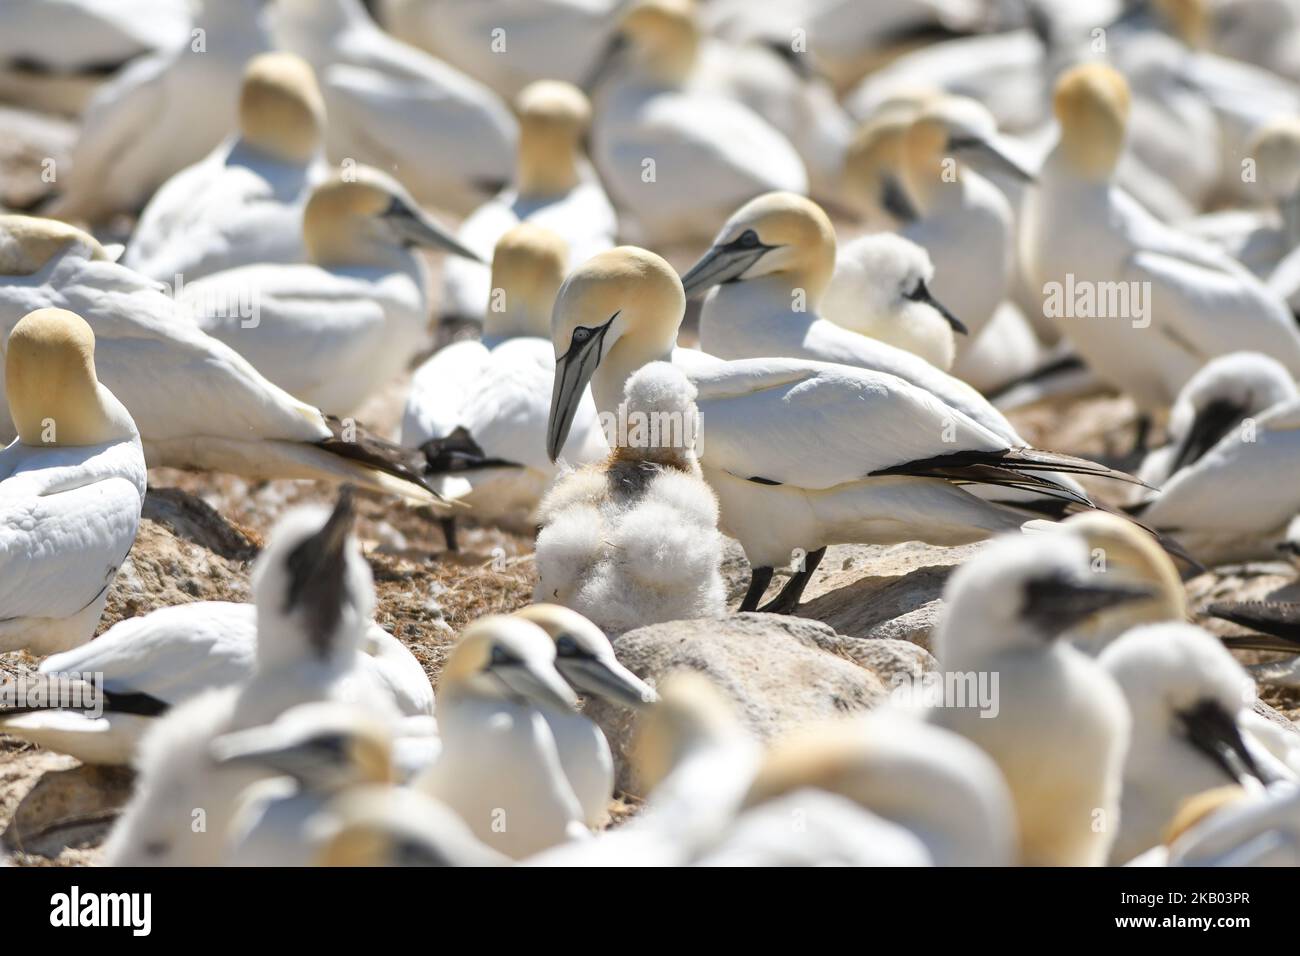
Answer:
[1053,63,1131,179]
[238,51,325,164]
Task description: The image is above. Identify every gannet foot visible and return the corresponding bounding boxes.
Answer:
[737,566,774,612]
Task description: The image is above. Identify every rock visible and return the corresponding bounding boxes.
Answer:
[584,613,894,794]
[1,762,133,863]
[142,487,261,561]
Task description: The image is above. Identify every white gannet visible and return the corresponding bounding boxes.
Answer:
[0,600,434,765]
[1167,784,1300,867]
[416,616,586,859]
[0,308,145,656]
[439,80,617,326]
[514,604,657,828]
[1099,622,1295,864]
[547,247,1143,613]
[44,0,273,222]
[1128,352,1300,560]
[928,533,1142,866]
[178,165,480,417]
[272,0,517,216]
[586,0,807,246]
[1021,63,1300,413]
[0,215,451,504]
[103,493,418,865]
[122,52,331,284]
[535,361,727,633]
[402,226,608,543]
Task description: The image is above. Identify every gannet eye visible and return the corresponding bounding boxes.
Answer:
[572,327,593,343]
[555,634,579,656]
[737,229,759,248]
[490,645,511,666]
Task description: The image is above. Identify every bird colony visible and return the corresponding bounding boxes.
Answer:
[2,0,1300,869]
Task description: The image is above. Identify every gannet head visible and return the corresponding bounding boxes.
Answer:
[679,192,836,302]
[842,106,923,222]
[439,615,579,712]
[1100,623,1268,787]
[547,246,684,461]
[238,52,325,164]
[1248,118,1300,203]
[827,233,967,338]
[1163,785,1249,846]
[211,701,395,789]
[303,166,482,268]
[4,308,136,446]
[514,604,659,709]
[586,0,698,90]
[0,215,111,277]
[919,95,1036,184]
[515,80,591,197]
[631,670,741,793]
[486,223,568,340]
[1164,352,1296,478]
[315,785,507,866]
[252,489,375,670]
[1053,63,1131,179]
[1154,0,1210,48]
[935,533,1156,661]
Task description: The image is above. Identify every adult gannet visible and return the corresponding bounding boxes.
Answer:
[1022,63,1300,414]
[514,604,657,828]
[0,601,434,765]
[535,362,727,632]
[547,247,1142,613]
[44,0,273,222]
[1167,784,1300,867]
[928,533,1142,866]
[1099,622,1294,864]
[179,166,479,416]
[0,308,145,656]
[272,0,517,216]
[586,0,807,246]
[0,216,449,504]
[439,81,616,326]
[415,616,587,859]
[122,52,331,284]
[402,225,607,547]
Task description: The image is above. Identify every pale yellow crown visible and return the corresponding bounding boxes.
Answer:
[630,670,735,792]
[1053,63,1131,178]
[488,224,569,338]
[0,215,110,277]
[238,52,325,164]
[619,0,699,85]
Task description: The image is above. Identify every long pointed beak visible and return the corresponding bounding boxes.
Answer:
[547,319,613,461]
[1179,700,1274,786]
[210,727,334,780]
[906,279,968,335]
[1167,398,1244,477]
[385,198,483,262]
[285,488,356,653]
[679,244,770,299]
[494,661,579,713]
[880,174,919,223]
[951,135,1037,183]
[557,655,658,710]
[1027,575,1155,634]
[581,31,627,93]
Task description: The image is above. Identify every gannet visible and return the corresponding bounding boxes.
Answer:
[1022,63,1300,413]
[272,0,517,216]
[1167,784,1300,867]
[0,600,434,765]
[0,308,145,656]
[104,494,420,865]
[535,361,727,632]
[0,215,450,505]
[514,604,657,828]
[928,533,1143,866]
[122,52,332,284]
[439,80,617,326]
[1099,622,1295,864]
[44,0,273,222]
[178,165,479,416]
[402,225,607,543]
[586,0,807,246]
[415,615,587,859]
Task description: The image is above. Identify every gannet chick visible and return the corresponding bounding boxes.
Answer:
[586,0,807,246]
[739,711,1018,866]
[415,616,586,859]
[0,216,452,505]
[123,52,331,284]
[535,361,726,635]
[401,224,607,541]
[315,785,508,867]
[44,0,273,222]
[1022,63,1300,413]
[928,534,1143,866]
[820,233,962,371]
[178,166,480,416]
[1099,622,1293,864]
[515,604,657,827]
[273,0,517,216]
[547,246,1144,615]
[0,308,145,655]
[439,81,617,325]
[0,601,434,765]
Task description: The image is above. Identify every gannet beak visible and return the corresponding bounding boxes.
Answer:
[1178,700,1273,786]
[1167,398,1243,477]
[385,197,483,262]
[557,655,659,709]
[581,31,628,93]
[679,238,773,299]
[547,313,617,461]
[905,280,968,335]
[949,135,1037,183]
[493,659,580,712]
[880,175,920,223]
[285,488,355,639]
[1025,573,1155,633]
[210,727,344,780]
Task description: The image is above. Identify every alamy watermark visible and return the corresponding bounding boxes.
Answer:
[1043,273,1150,329]
[889,669,1000,718]
[1,671,104,718]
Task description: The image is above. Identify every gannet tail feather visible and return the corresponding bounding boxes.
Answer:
[315,416,461,506]
[418,426,524,475]
[1207,601,1300,649]
[0,678,169,719]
